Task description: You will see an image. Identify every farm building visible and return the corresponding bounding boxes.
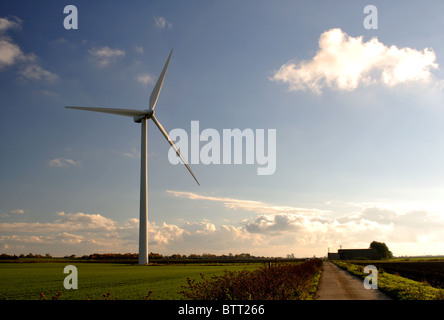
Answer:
[329,248,380,260]
[327,252,340,260]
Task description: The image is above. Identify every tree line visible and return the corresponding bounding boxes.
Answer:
[0,252,286,261]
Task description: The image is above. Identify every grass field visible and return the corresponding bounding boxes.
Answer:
[0,262,262,300]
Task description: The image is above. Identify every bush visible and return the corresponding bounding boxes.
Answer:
[180,259,322,300]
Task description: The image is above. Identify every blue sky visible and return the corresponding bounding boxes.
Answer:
[1,0,444,257]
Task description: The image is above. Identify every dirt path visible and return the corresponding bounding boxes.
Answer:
[316,261,392,300]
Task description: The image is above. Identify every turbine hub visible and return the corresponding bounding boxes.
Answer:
[146,110,154,119]
[133,110,154,123]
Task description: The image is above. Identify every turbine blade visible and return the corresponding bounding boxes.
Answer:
[151,115,200,186]
[65,106,148,118]
[149,49,173,111]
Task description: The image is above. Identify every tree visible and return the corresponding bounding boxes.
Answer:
[370,241,393,259]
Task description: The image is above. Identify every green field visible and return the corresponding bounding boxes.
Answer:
[0,262,262,300]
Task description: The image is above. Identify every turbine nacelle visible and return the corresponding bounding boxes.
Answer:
[133,110,154,123]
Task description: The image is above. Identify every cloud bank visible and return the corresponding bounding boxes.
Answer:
[1,192,443,257]
[271,28,438,93]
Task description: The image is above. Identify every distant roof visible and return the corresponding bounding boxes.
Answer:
[338,248,376,252]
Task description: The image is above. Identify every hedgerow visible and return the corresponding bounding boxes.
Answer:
[180,259,323,300]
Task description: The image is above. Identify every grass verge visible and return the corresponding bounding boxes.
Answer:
[332,260,444,300]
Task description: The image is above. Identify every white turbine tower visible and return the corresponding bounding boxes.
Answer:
[66,50,199,265]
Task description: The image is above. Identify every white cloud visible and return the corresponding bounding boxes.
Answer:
[245,213,304,234]
[167,190,326,216]
[0,209,24,218]
[0,211,117,234]
[0,16,58,81]
[271,28,438,94]
[89,46,125,68]
[18,64,58,82]
[136,73,155,85]
[154,16,172,29]
[134,46,144,54]
[56,211,118,232]
[48,157,80,168]
[122,147,140,158]
[358,207,398,224]
[0,38,24,69]
[150,221,187,245]
[0,16,22,33]
[0,211,125,255]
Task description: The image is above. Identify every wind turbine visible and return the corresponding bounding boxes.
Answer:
[66,50,199,265]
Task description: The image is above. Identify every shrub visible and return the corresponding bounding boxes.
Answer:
[180,259,322,300]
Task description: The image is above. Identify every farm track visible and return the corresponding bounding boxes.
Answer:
[316,261,391,300]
